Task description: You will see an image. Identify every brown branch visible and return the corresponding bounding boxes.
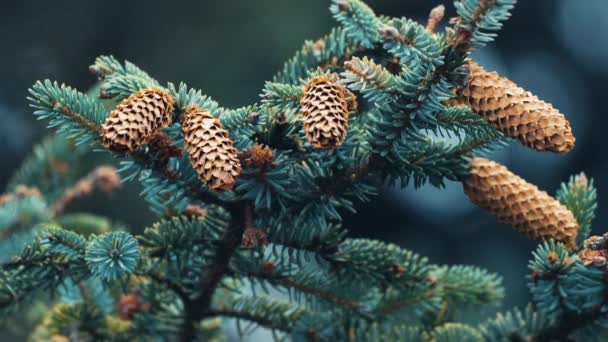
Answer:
[277,278,363,313]
[129,150,225,207]
[50,165,120,216]
[451,0,496,50]
[0,185,42,207]
[204,309,291,333]
[53,101,102,134]
[534,308,603,342]
[235,268,365,316]
[343,59,389,91]
[144,271,190,303]
[377,290,436,316]
[426,5,446,34]
[178,201,247,342]
[76,279,91,300]
[51,98,226,209]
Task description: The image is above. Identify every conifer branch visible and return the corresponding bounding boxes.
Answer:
[204,309,291,333]
[178,201,247,341]
[143,271,190,303]
[534,309,604,342]
[377,290,436,316]
[271,276,364,314]
[50,166,120,216]
[10,1,608,340]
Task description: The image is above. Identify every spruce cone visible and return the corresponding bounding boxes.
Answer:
[464,158,579,249]
[102,88,174,153]
[300,75,349,149]
[181,105,241,192]
[454,62,575,154]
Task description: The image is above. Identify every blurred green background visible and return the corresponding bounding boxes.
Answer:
[1,0,607,339]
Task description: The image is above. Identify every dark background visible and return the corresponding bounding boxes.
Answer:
[1,0,606,335]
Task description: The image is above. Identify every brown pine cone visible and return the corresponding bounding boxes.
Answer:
[102,88,174,153]
[300,75,349,149]
[464,158,579,249]
[181,105,241,192]
[452,62,575,154]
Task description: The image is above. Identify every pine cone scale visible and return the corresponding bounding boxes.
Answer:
[464,158,579,249]
[454,62,575,154]
[102,88,174,153]
[182,105,241,192]
[300,75,350,149]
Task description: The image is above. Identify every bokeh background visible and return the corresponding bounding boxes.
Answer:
[1,0,606,339]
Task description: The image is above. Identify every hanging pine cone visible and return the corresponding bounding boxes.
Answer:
[463,158,579,249]
[299,74,349,149]
[452,62,575,154]
[181,105,241,192]
[102,88,174,153]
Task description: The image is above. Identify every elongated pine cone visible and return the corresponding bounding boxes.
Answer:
[182,105,241,192]
[300,75,349,149]
[464,158,579,249]
[454,62,575,154]
[102,88,174,153]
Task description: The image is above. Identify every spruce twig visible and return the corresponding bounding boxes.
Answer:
[178,201,247,341]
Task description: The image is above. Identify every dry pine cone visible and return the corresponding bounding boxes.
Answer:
[182,105,241,192]
[464,158,579,249]
[102,88,174,153]
[451,62,575,154]
[300,75,349,149]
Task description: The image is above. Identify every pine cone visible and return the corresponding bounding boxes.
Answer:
[453,62,575,154]
[102,88,174,153]
[181,105,241,192]
[464,158,579,249]
[300,75,349,149]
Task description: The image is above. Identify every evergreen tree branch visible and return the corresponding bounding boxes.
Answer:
[451,0,516,51]
[178,201,247,342]
[7,134,89,203]
[50,165,120,216]
[377,290,436,316]
[273,277,364,314]
[29,81,226,208]
[205,309,291,333]
[534,309,603,342]
[144,271,190,304]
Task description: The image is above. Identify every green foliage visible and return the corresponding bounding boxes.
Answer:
[433,265,504,307]
[453,0,516,50]
[383,18,443,67]
[527,241,576,321]
[57,277,114,315]
[3,0,605,341]
[272,27,351,84]
[557,173,598,248]
[432,323,483,342]
[341,56,397,105]
[85,231,140,282]
[329,238,431,289]
[333,322,422,342]
[92,55,159,100]
[56,213,112,236]
[481,305,550,341]
[7,134,89,203]
[139,214,228,256]
[28,80,106,145]
[43,302,108,338]
[0,227,83,310]
[0,196,49,260]
[40,224,88,261]
[222,293,308,334]
[330,0,381,49]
